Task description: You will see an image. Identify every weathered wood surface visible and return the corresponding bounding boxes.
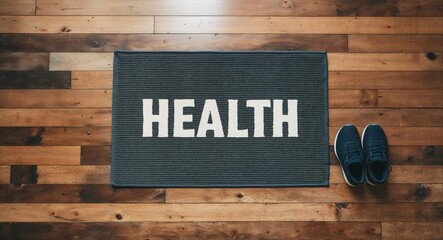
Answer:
[1,0,442,238]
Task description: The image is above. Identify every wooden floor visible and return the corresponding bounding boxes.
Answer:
[1,0,443,239]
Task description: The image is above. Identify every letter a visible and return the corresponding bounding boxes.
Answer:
[197,100,224,137]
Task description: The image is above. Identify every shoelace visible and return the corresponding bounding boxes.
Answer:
[368,141,392,173]
[345,142,362,164]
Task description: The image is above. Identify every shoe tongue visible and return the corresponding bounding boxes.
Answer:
[347,156,362,165]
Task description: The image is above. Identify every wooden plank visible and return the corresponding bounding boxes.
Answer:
[329,145,443,166]
[34,165,443,184]
[0,108,112,127]
[378,90,443,108]
[0,71,71,89]
[0,222,381,240]
[34,0,443,16]
[166,184,443,203]
[388,146,443,165]
[382,222,443,240]
[0,184,164,203]
[0,0,35,15]
[1,108,402,127]
[50,53,113,71]
[71,71,112,89]
[0,89,372,108]
[0,127,439,146]
[0,166,10,184]
[0,53,48,71]
[401,109,443,127]
[0,127,111,146]
[0,90,111,108]
[0,146,79,165]
[330,165,443,184]
[0,33,348,52]
[155,17,443,34]
[37,166,109,184]
[329,109,400,127]
[328,53,443,71]
[0,202,441,222]
[329,71,443,90]
[10,165,37,184]
[329,127,443,145]
[349,35,443,53]
[81,146,110,165]
[0,16,154,34]
[2,183,439,204]
[51,52,443,71]
[329,90,378,108]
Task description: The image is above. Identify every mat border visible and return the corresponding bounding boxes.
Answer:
[110,51,329,188]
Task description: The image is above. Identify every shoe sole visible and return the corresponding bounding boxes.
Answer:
[334,125,359,187]
[362,124,381,186]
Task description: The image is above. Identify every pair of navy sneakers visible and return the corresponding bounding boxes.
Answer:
[334,124,391,187]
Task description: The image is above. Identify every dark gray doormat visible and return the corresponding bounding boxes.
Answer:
[111,51,329,187]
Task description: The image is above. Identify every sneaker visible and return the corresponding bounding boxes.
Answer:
[334,124,366,187]
[362,124,391,185]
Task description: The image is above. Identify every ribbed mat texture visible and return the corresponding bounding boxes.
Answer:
[111,51,329,187]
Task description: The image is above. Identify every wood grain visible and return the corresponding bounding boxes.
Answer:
[0,166,10,183]
[0,33,348,52]
[329,127,443,146]
[0,0,35,15]
[388,146,443,165]
[329,90,378,108]
[155,17,443,34]
[37,165,110,184]
[382,222,443,240]
[35,0,443,16]
[0,108,412,127]
[81,146,110,165]
[0,90,111,108]
[0,16,154,33]
[72,70,443,90]
[0,146,80,165]
[0,53,48,71]
[329,71,443,89]
[329,109,400,127]
[0,89,377,108]
[49,52,443,71]
[0,127,111,146]
[166,184,442,203]
[400,109,443,127]
[33,165,443,184]
[71,71,112,89]
[0,203,441,222]
[1,126,439,146]
[50,53,113,71]
[0,184,164,203]
[0,108,112,127]
[349,35,443,53]
[0,222,381,240]
[10,165,38,184]
[0,71,71,89]
[328,53,443,71]
[378,90,443,108]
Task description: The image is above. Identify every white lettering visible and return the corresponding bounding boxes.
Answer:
[228,99,248,138]
[196,99,225,137]
[273,99,298,137]
[246,100,271,137]
[142,99,169,137]
[173,99,195,137]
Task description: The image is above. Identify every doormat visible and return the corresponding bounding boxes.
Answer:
[111,51,329,187]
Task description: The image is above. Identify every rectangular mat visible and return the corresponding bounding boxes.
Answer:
[111,51,329,187]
